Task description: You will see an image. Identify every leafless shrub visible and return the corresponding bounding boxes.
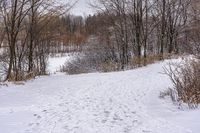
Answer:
[164,58,200,108]
[160,88,177,102]
[61,55,93,75]
[61,47,176,75]
[61,50,119,75]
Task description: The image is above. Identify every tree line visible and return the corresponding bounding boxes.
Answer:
[85,0,199,69]
[0,0,199,81]
[0,0,86,81]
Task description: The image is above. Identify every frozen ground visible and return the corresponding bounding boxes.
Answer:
[0,57,199,133]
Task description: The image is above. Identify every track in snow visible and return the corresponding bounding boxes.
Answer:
[0,59,199,133]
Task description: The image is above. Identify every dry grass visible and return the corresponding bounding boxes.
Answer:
[62,53,175,75]
[97,61,121,72]
[130,53,173,68]
[164,58,200,108]
[7,71,37,82]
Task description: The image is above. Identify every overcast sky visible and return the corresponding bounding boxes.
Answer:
[70,0,95,16]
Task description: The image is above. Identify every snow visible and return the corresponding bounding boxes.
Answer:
[47,54,73,74]
[0,48,3,54]
[0,58,199,133]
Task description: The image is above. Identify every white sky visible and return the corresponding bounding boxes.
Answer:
[70,0,95,16]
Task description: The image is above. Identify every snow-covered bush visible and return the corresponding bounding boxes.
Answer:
[164,58,200,108]
[61,50,120,74]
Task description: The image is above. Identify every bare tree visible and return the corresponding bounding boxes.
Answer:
[1,0,31,80]
[0,0,74,81]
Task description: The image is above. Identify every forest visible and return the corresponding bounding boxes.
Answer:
[0,0,199,81]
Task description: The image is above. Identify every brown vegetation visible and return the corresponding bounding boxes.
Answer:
[163,58,200,108]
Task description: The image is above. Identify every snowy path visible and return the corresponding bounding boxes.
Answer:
[0,60,199,133]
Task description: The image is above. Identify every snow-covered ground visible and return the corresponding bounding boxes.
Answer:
[0,57,199,133]
[47,54,73,74]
